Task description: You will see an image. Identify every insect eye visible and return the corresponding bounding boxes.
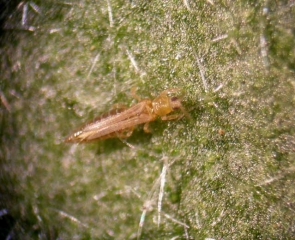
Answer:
[170,96,181,110]
[171,96,178,102]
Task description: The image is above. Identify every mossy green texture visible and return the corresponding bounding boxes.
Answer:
[1,0,294,239]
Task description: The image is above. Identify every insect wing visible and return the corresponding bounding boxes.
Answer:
[64,106,127,143]
[64,101,151,143]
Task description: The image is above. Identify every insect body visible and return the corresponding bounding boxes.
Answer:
[64,89,186,143]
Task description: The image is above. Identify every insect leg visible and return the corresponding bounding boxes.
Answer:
[143,122,151,133]
[130,87,142,102]
[115,127,135,138]
[161,114,184,121]
[111,103,128,111]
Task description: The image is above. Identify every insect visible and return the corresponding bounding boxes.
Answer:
[64,88,188,143]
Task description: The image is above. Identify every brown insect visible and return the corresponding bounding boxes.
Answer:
[64,88,188,143]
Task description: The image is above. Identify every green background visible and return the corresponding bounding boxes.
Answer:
[1,0,294,239]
